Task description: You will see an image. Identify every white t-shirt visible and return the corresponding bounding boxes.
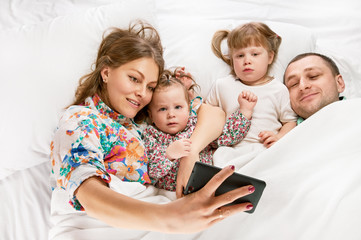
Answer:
[206,75,297,147]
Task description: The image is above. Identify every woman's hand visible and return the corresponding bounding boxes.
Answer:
[75,165,254,233]
[164,165,255,233]
[175,151,199,198]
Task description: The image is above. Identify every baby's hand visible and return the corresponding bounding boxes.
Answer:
[175,67,196,100]
[258,131,279,148]
[238,90,257,120]
[166,138,192,160]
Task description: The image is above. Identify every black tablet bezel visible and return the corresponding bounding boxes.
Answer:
[183,162,266,213]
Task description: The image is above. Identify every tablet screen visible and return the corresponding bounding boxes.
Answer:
[183,162,266,213]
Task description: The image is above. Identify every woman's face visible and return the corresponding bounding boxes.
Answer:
[101,57,159,118]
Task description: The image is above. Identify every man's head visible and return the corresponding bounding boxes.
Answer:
[284,53,345,119]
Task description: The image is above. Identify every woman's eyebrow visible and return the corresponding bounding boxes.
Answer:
[130,69,145,79]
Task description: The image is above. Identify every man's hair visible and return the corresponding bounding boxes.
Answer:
[286,52,340,77]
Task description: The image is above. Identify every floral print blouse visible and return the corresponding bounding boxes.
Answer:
[51,94,150,210]
[143,98,251,191]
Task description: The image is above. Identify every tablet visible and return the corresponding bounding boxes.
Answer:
[183,162,266,213]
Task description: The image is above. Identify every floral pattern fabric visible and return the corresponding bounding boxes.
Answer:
[51,94,150,210]
[143,99,251,191]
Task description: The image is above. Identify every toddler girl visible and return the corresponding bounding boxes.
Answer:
[207,22,297,149]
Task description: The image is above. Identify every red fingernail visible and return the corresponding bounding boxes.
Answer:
[246,204,253,210]
[230,165,235,170]
[248,186,255,193]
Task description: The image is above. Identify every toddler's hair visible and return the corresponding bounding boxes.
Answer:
[211,22,281,77]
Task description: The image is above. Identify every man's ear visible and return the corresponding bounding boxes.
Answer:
[336,74,346,93]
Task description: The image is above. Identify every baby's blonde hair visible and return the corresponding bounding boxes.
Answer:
[153,69,191,104]
[147,69,192,124]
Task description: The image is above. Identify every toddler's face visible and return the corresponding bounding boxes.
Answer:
[232,45,274,86]
[148,84,190,134]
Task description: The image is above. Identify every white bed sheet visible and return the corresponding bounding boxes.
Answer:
[0,0,117,30]
[1,0,361,240]
[0,162,51,240]
[48,98,361,240]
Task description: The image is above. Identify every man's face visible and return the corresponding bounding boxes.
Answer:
[284,55,345,119]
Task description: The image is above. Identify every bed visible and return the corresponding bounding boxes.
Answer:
[1,0,361,239]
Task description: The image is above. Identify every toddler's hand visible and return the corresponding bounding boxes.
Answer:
[166,138,192,160]
[258,131,279,148]
[238,90,257,120]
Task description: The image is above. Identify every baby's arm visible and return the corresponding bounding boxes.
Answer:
[258,121,297,148]
[238,90,257,120]
[143,132,175,180]
[166,139,192,160]
[214,109,251,147]
[210,90,256,147]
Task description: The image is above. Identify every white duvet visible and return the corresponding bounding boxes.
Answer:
[49,98,361,240]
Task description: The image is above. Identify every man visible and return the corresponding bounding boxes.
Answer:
[283,53,346,124]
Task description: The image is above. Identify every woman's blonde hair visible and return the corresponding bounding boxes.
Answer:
[71,20,164,123]
[211,22,281,77]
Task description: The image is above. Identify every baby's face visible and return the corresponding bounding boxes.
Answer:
[148,84,190,134]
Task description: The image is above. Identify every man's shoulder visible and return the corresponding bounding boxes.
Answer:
[296,97,346,125]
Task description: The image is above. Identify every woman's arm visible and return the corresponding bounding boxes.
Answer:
[176,103,226,198]
[75,165,254,233]
[191,103,226,151]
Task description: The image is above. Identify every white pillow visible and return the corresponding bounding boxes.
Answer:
[157,18,316,98]
[0,0,156,178]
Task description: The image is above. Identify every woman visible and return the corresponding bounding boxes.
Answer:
[50,20,254,234]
